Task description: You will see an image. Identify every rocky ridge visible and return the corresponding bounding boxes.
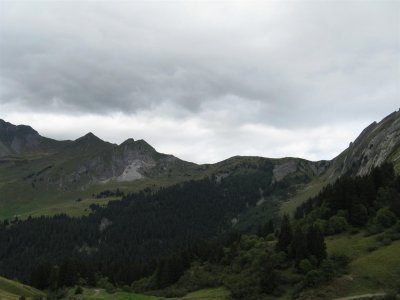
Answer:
[329,110,400,177]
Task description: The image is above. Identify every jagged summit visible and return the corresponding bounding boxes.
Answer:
[0,111,399,220]
[75,132,105,143]
[0,119,39,136]
[0,119,43,157]
[330,110,400,176]
[120,138,135,145]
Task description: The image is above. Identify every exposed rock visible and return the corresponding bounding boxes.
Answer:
[273,160,297,181]
[215,172,230,183]
[331,110,400,176]
[116,159,155,181]
[0,119,68,157]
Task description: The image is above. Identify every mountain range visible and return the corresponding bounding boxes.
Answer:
[0,110,400,300]
[0,110,399,220]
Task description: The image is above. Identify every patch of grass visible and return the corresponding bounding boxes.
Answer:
[326,231,383,260]
[325,232,400,297]
[348,240,400,294]
[179,287,229,299]
[65,287,229,300]
[0,276,45,300]
[280,178,330,216]
[67,287,163,300]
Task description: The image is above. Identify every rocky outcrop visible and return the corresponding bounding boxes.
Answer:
[29,133,189,189]
[330,110,400,176]
[0,119,66,157]
[0,119,41,156]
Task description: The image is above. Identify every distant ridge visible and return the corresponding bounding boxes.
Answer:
[0,110,399,219]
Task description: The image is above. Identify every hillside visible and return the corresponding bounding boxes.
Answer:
[0,276,45,300]
[281,110,400,216]
[0,112,399,300]
[2,111,399,221]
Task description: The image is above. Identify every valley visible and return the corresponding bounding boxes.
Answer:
[0,111,399,300]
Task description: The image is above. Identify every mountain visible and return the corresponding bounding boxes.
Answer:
[0,110,399,220]
[0,111,399,300]
[0,119,66,157]
[0,124,200,218]
[329,110,400,177]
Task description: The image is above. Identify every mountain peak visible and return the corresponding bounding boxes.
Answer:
[0,119,38,136]
[120,138,156,153]
[76,132,103,143]
[331,110,400,176]
[120,138,135,145]
[0,120,43,157]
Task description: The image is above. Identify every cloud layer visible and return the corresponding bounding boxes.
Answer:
[0,1,399,163]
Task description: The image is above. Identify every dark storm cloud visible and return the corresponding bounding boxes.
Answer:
[0,0,399,132]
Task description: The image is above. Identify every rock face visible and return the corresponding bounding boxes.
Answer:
[273,160,298,181]
[330,110,400,176]
[0,120,191,191]
[39,136,185,189]
[0,119,42,156]
[1,110,399,195]
[0,119,69,157]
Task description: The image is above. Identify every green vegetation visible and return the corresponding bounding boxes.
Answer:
[1,116,400,300]
[65,287,163,300]
[326,233,400,296]
[1,163,399,300]
[280,178,331,215]
[178,287,229,299]
[0,276,45,300]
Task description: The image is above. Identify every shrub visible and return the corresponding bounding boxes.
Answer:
[329,216,348,234]
[330,253,350,270]
[298,259,313,274]
[374,208,397,228]
[97,277,115,294]
[265,233,275,241]
[366,222,384,236]
[304,270,324,287]
[74,286,83,294]
[320,259,336,281]
[122,285,132,292]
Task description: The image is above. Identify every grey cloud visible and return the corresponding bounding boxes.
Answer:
[0,0,399,129]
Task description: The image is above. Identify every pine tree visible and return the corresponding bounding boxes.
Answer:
[307,225,326,264]
[276,215,292,253]
[290,227,308,266]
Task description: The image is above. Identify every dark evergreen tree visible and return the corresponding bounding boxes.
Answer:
[306,225,326,264]
[259,254,278,294]
[290,227,308,266]
[257,220,274,237]
[350,203,369,226]
[276,215,292,253]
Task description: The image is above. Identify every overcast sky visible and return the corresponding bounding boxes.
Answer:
[0,0,399,163]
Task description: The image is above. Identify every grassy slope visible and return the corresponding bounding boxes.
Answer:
[324,232,400,298]
[0,276,45,300]
[178,287,229,299]
[281,143,400,218]
[65,287,228,300]
[0,169,209,220]
[70,288,162,300]
[1,154,317,221]
[280,177,330,216]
